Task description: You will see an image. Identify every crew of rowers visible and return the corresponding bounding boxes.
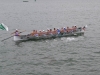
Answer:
[30,26,81,36]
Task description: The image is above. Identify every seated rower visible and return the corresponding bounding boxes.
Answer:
[46,29,50,35]
[66,27,73,33]
[63,27,67,32]
[49,29,53,35]
[74,26,77,31]
[31,30,35,36]
[66,27,70,33]
[38,30,42,36]
[52,28,57,35]
[72,26,77,32]
[42,30,46,36]
[60,27,64,34]
[34,30,39,36]
[57,28,60,34]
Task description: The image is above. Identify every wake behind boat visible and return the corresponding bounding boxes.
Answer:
[13,26,86,42]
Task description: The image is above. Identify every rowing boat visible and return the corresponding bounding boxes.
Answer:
[14,30,84,42]
[13,27,85,42]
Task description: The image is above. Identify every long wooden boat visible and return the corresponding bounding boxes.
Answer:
[13,26,86,42]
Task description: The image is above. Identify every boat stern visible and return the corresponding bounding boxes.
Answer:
[14,36,22,42]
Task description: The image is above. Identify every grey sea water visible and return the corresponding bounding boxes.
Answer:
[0,0,100,75]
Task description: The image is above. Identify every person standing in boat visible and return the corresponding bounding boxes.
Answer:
[12,29,21,36]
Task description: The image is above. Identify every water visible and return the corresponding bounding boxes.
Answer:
[0,0,100,75]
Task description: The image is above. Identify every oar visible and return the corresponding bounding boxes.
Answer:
[1,30,26,42]
[1,35,14,42]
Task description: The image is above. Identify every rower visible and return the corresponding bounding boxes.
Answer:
[34,30,39,36]
[46,29,50,35]
[74,26,77,31]
[66,27,69,33]
[42,30,46,36]
[60,27,64,35]
[63,27,66,31]
[66,27,73,33]
[63,27,67,34]
[31,30,35,36]
[49,29,53,35]
[38,30,42,36]
[12,29,21,36]
[52,28,57,35]
[57,28,60,34]
[72,26,77,32]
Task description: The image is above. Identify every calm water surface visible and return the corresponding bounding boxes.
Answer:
[0,0,100,75]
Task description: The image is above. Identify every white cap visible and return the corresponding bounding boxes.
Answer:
[16,29,18,30]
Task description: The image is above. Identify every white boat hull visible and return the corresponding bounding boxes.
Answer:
[14,36,27,42]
